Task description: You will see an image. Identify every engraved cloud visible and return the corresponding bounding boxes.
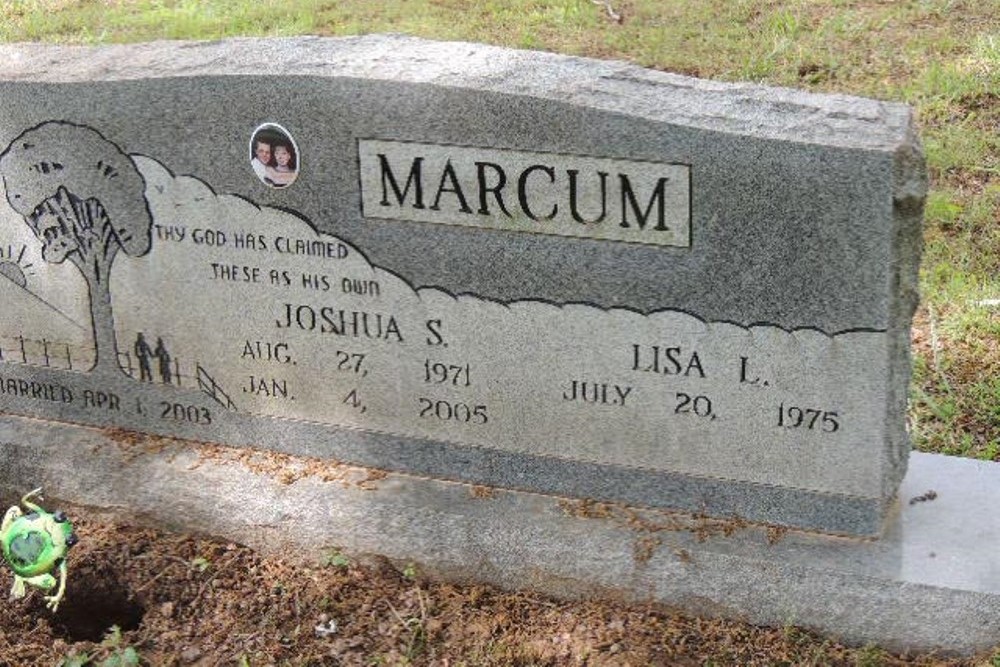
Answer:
[102,156,889,496]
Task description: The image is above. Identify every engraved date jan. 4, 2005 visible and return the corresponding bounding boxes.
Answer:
[418,398,487,424]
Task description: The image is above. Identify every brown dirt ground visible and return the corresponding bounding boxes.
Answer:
[0,518,992,666]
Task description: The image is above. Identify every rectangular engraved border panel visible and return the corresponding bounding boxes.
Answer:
[359,139,691,248]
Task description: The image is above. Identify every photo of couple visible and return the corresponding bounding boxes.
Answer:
[250,124,299,188]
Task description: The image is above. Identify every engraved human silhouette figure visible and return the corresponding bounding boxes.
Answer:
[0,122,153,376]
[134,332,152,382]
[154,336,172,384]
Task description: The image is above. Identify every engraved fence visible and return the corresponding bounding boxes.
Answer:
[0,334,85,371]
[0,333,235,409]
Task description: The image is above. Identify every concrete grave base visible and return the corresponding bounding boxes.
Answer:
[0,414,996,655]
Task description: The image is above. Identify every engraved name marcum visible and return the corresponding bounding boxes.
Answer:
[359,140,691,247]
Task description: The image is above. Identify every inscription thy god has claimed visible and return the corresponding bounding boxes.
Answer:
[359,140,691,247]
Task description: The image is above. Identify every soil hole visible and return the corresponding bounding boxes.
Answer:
[51,568,145,642]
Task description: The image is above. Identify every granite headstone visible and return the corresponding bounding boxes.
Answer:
[0,36,925,537]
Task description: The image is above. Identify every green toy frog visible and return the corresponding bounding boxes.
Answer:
[1,488,78,612]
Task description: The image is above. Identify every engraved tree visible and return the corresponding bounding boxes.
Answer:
[0,122,152,376]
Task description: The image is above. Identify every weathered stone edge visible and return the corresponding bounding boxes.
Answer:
[881,122,927,499]
[0,35,916,151]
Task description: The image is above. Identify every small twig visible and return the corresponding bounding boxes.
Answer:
[193,572,220,603]
[591,0,623,23]
[384,598,406,627]
[134,564,177,592]
[191,553,236,603]
[413,586,428,629]
[926,303,954,396]
[131,555,189,592]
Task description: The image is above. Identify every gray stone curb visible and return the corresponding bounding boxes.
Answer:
[1,415,996,655]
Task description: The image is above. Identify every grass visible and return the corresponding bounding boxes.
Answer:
[0,0,997,460]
